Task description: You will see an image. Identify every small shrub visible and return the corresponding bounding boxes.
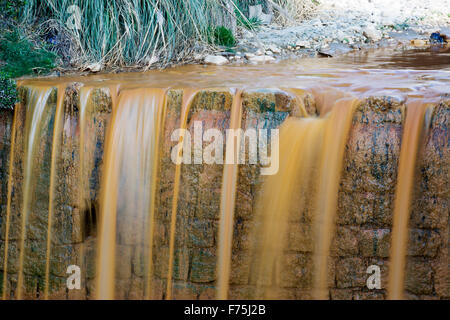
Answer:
[0,71,17,109]
[209,26,236,47]
[0,30,57,78]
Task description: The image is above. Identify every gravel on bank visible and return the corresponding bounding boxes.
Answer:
[202,0,450,65]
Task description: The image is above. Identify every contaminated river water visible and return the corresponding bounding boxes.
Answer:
[0,46,448,300]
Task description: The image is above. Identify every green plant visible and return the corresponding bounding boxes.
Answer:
[209,26,236,47]
[0,71,17,109]
[237,14,262,30]
[232,1,263,30]
[21,0,228,66]
[0,0,28,21]
[0,30,57,78]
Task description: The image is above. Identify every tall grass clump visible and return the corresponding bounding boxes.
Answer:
[21,0,228,67]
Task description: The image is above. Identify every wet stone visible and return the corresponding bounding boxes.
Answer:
[189,248,216,283]
[359,229,391,258]
[188,219,215,248]
[404,258,433,295]
[288,223,314,252]
[331,226,359,257]
[230,251,251,285]
[407,229,440,258]
[335,257,366,289]
[279,253,313,289]
[340,97,404,195]
[154,247,189,281]
[337,191,394,227]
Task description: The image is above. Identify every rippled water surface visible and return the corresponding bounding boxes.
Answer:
[19,46,450,102]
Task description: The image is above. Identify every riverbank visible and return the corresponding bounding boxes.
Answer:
[198,0,449,66]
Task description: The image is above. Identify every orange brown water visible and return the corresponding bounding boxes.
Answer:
[17,87,54,299]
[387,101,431,300]
[165,89,197,300]
[311,98,359,299]
[216,90,243,300]
[251,117,326,298]
[44,84,66,299]
[96,88,166,299]
[250,97,358,299]
[2,46,449,300]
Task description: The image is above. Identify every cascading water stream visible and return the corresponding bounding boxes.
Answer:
[312,98,359,299]
[249,97,358,299]
[216,90,243,300]
[96,88,166,299]
[251,117,325,299]
[44,84,66,299]
[388,101,432,300]
[165,89,197,300]
[17,87,53,299]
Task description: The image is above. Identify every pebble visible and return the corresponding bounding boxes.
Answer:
[86,63,102,73]
[296,40,311,48]
[255,48,264,56]
[410,39,428,46]
[204,55,229,65]
[267,44,281,54]
[363,25,382,42]
[248,55,276,63]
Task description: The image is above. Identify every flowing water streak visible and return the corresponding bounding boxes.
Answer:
[2,106,18,300]
[388,101,429,300]
[252,117,325,299]
[166,89,198,300]
[96,88,165,299]
[312,98,358,299]
[146,90,167,299]
[16,87,53,299]
[44,84,66,299]
[216,90,243,300]
[95,91,121,300]
[78,87,93,218]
